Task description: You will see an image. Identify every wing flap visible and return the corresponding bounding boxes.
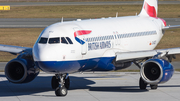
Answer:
[116,50,157,62]
[116,47,180,62]
[0,44,31,54]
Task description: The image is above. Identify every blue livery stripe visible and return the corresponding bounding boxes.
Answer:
[75,37,85,45]
[35,57,116,73]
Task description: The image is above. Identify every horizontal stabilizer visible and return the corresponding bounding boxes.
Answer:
[163,25,180,30]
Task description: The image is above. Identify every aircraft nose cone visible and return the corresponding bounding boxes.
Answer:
[33,44,68,73]
[33,44,58,61]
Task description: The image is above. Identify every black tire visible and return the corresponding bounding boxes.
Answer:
[150,84,158,90]
[51,76,59,89]
[55,86,68,96]
[65,77,70,89]
[139,77,147,89]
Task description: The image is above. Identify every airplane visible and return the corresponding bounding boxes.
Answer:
[1,0,180,96]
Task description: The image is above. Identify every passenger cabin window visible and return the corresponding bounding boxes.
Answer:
[61,37,68,44]
[49,37,60,44]
[66,37,73,44]
[39,37,48,44]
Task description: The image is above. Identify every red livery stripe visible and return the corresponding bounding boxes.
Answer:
[74,30,92,37]
[144,2,157,17]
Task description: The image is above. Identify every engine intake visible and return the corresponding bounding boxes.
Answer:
[5,59,40,83]
[140,59,174,85]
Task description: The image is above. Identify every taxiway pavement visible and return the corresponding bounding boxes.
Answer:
[0,1,180,6]
[0,71,180,101]
[0,18,179,28]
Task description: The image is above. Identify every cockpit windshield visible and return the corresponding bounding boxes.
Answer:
[39,37,48,44]
[66,37,73,44]
[49,37,60,44]
[38,37,73,44]
[61,37,68,44]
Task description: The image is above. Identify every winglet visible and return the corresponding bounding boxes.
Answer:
[139,0,158,17]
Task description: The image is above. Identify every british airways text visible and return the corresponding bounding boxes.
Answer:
[88,41,111,51]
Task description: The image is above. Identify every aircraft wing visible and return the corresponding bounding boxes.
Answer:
[0,44,32,54]
[163,25,180,30]
[116,47,180,62]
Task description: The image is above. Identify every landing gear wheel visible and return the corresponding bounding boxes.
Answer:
[65,77,70,89]
[51,76,59,89]
[55,86,67,96]
[139,77,147,89]
[150,84,158,90]
[54,74,69,96]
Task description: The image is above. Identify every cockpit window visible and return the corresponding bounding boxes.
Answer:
[49,37,60,44]
[39,37,48,44]
[61,37,68,44]
[66,37,73,44]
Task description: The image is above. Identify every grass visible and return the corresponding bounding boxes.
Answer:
[155,29,180,62]
[0,28,43,61]
[0,5,180,18]
[176,69,180,72]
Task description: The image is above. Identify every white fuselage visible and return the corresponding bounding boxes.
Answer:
[33,16,165,73]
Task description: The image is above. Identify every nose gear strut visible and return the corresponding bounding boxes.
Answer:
[51,74,70,96]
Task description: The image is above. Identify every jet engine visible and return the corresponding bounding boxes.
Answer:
[5,58,40,83]
[140,59,174,85]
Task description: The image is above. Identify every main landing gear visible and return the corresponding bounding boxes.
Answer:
[51,74,70,96]
[139,77,158,90]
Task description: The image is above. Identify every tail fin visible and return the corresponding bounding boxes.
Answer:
[139,0,158,17]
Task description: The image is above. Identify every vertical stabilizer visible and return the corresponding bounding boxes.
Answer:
[139,0,158,17]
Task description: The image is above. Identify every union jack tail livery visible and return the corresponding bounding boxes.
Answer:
[139,0,158,17]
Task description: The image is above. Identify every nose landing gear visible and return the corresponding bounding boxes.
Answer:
[51,74,70,96]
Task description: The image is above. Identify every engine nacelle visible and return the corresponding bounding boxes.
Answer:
[140,59,174,85]
[5,58,40,83]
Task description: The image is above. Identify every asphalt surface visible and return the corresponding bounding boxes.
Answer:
[0,18,180,28]
[0,18,76,28]
[0,71,180,101]
[0,1,180,6]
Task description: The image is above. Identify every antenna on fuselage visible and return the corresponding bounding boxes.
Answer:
[61,17,63,23]
[116,12,118,18]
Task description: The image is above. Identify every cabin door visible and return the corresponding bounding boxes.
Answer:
[73,27,87,55]
[113,31,120,48]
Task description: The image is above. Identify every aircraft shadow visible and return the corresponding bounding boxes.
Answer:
[1,74,179,97]
[0,75,95,97]
[0,74,5,77]
[88,86,148,92]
